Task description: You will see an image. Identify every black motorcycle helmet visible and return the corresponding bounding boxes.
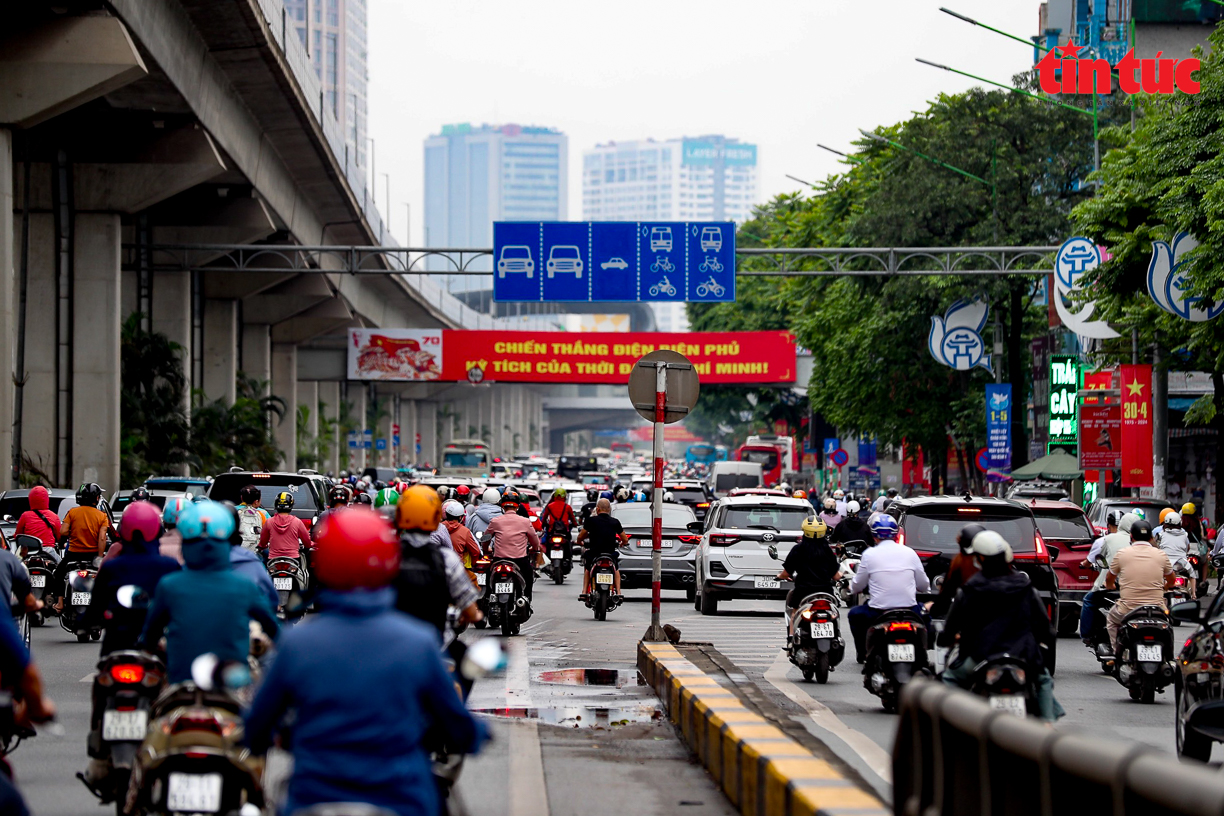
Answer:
[887,488,899,498]
[956,523,986,555]
[130,486,152,503]
[76,482,102,506]
[1131,519,1154,541]
[239,484,261,505]
[328,486,349,507]
[274,491,295,513]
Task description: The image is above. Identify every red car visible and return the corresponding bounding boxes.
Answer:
[1026,499,1097,635]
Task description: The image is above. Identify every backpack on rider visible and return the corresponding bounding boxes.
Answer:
[237,505,263,551]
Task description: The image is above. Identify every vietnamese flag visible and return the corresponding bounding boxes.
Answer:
[1120,364,1153,487]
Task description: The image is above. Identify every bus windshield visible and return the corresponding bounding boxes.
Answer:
[443,451,487,469]
[739,448,778,469]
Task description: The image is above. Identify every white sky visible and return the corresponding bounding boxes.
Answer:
[367,0,1036,245]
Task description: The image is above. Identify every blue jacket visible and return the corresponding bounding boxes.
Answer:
[244,589,485,816]
[86,537,180,654]
[139,537,279,683]
[229,546,279,612]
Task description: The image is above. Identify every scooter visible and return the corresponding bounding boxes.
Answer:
[1084,590,1120,671]
[787,592,844,683]
[486,558,532,636]
[267,556,308,616]
[586,555,622,621]
[862,609,930,713]
[649,276,677,297]
[835,540,866,607]
[17,534,56,627]
[61,562,101,643]
[470,554,492,629]
[968,654,1036,717]
[1112,604,1176,703]
[544,529,573,585]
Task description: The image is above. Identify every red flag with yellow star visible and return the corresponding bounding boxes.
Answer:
[1120,364,1152,488]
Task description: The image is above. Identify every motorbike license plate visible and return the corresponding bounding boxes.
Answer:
[551,550,564,558]
[1137,644,1163,662]
[494,582,514,594]
[272,577,293,590]
[166,772,223,812]
[476,573,487,586]
[29,575,45,588]
[754,577,781,589]
[989,695,1027,717]
[102,709,148,741]
[595,573,614,585]
[887,643,916,662]
[811,622,835,639]
[71,592,91,606]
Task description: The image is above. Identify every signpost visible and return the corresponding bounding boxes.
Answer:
[493,221,736,303]
[628,350,700,642]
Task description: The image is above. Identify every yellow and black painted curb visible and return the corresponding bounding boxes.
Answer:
[638,641,889,816]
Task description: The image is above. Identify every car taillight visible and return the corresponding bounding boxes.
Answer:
[896,528,905,547]
[696,502,710,508]
[886,621,915,631]
[912,550,938,560]
[110,664,144,684]
[677,535,700,544]
[1013,532,1051,565]
[710,534,740,546]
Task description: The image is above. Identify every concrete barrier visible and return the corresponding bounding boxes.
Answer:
[638,641,889,816]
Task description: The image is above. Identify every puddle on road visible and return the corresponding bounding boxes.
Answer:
[536,668,638,688]
[473,705,663,729]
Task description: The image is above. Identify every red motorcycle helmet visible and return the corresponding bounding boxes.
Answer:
[313,507,400,591]
[119,500,162,546]
[455,484,471,500]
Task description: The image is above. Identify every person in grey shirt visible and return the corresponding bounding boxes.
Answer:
[0,548,37,617]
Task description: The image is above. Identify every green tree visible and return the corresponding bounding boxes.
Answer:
[189,375,286,475]
[120,314,191,487]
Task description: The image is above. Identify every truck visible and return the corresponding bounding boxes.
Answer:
[440,440,491,479]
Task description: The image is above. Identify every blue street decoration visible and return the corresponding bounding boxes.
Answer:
[928,297,992,374]
[985,384,1012,482]
[1147,232,1224,322]
[1053,237,1119,339]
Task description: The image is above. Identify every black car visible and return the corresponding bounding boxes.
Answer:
[664,481,714,522]
[890,494,1059,669]
[1172,592,1224,761]
[207,470,329,525]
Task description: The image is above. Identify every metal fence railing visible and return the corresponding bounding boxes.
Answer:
[893,678,1224,816]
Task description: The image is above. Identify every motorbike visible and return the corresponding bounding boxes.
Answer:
[835,540,866,608]
[17,534,56,627]
[61,561,101,643]
[126,655,263,816]
[649,276,677,297]
[1112,604,1176,703]
[486,558,532,636]
[266,556,308,616]
[862,609,930,713]
[0,686,38,788]
[586,555,622,621]
[432,638,506,808]
[1084,591,1119,671]
[968,654,1036,717]
[695,277,725,298]
[787,592,844,683]
[470,553,492,630]
[79,650,167,812]
[1166,567,1194,612]
[544,529,573,585]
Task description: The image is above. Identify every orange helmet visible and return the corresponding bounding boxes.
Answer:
[395,484,442,532]
[1159,507,1176,524]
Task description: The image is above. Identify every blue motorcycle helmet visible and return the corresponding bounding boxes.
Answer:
[869,514,899,540]
[177,499,237,541]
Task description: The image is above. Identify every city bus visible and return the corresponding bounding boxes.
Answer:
[440,439,491,479]
[685,444,719,466]
[736,443,783,487]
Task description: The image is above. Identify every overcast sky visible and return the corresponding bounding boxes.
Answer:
[367,0,1036,245]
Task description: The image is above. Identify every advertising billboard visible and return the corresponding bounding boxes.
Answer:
[348,330,443,381]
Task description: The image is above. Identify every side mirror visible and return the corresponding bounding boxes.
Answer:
[686,521,703,535]
[1046,545,1060,562]
[1172,600,1204,625]
[767,544,779,560]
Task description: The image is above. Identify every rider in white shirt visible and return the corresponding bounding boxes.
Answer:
[846,514,930,663]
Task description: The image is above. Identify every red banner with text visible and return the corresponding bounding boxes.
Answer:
[438,331,797,384]
[1120,364,1153,487]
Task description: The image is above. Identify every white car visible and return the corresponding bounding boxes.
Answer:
[693,494,812,615]
[497,246,534,278]
[547,245,584,278]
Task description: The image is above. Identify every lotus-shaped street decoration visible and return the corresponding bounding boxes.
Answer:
[928,297,992,374]
[1148,232,1224,322]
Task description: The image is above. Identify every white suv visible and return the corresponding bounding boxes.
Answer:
[693,495,812,615]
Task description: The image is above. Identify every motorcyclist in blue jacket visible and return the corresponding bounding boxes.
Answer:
[244,507,486,816]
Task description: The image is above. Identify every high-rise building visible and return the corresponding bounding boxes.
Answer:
[582,135,758,224]
[1035,0,1220,61]
[582,135,758,332]
[283,0,369,169]
[424,123,568,291]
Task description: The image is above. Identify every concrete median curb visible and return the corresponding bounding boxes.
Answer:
[638,641,889,816]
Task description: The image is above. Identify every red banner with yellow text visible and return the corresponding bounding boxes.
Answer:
[439,331,796,384]
[1120,364,1153,487]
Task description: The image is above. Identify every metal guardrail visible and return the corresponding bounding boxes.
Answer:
[893,678,1224,816]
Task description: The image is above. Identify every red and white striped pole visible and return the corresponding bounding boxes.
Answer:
[650,363,666,636]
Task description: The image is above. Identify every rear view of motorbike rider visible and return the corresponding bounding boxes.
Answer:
[541,488,576,567]
[846,515,930,663]
[392,485,482,638]
[258,491,312,570]
[930,524,985,618]
[1104,519,1175,655]
[313,486,351,535]
[245,507,486,816]
[818,498,843,529]
[776,516,840,636]
[484,490,542,600]
[938,530,1064,722]
[829,500,872,553]
[466,488,503,537]
[580,488,602,524]
[1155,511,1194,597]
[53,483,111,613]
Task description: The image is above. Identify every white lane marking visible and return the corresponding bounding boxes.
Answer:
[763,649,893,785]
[80,674,95,683]
[504,637,551,816]
[504,638,533,708]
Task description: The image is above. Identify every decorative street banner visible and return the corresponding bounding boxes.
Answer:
[928,298,992,373]
[985,383,1012,482]
[1053,237,1120,339]
[348,329,443,381]
[1147,232,1224,322]
[1120,364,1153,487]
[1079,405,1121,471]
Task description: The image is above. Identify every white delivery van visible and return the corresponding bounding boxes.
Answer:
[708,461,764,498]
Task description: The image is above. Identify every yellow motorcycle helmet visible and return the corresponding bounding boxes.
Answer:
[802,515,828,539]
[395,484,442,532]
[1182,502,1197,516]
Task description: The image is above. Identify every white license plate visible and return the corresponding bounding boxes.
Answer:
[989,695,1027,717]
[476,573,487,586]
[595,573,614,585]
[1137,644,1163,662]
[102,709,148,741]
[166,772,222,812]
[551,550,564,558]
[494,582,514,594]
[29,575,45,588]
[754,577,781,589]
[887,643,916,662]
[273,577,293,590]
[71,592,91,606]
[811,622,835,639]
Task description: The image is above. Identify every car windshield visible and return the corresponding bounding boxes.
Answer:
[715,473,760,492]
[443,452,487,468]
[0,495,71,519]
[112,494,170,513]
[1099,503,1169,523]
[612,505,696,529]
[209,476,318,512]
[582,475,609,485]
[669,488,707,502]
[740,449,778,468]
[1034,511,1093,542]
[721,506,809,530]
[903,509,1036,553]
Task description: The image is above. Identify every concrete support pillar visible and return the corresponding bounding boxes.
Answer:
[297,380,318,470]
[0,129,14,490]
[317,380,340,477]
[202,299,237,404]
[348,383,367,472]
[375,390,393,468]
[151,270,191,397]
[240,324,271,391]
[419,401,437,468]
[270,343,297,471]
[72,213,121,490]
[401,399,417,466]
[18,214,54,478]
